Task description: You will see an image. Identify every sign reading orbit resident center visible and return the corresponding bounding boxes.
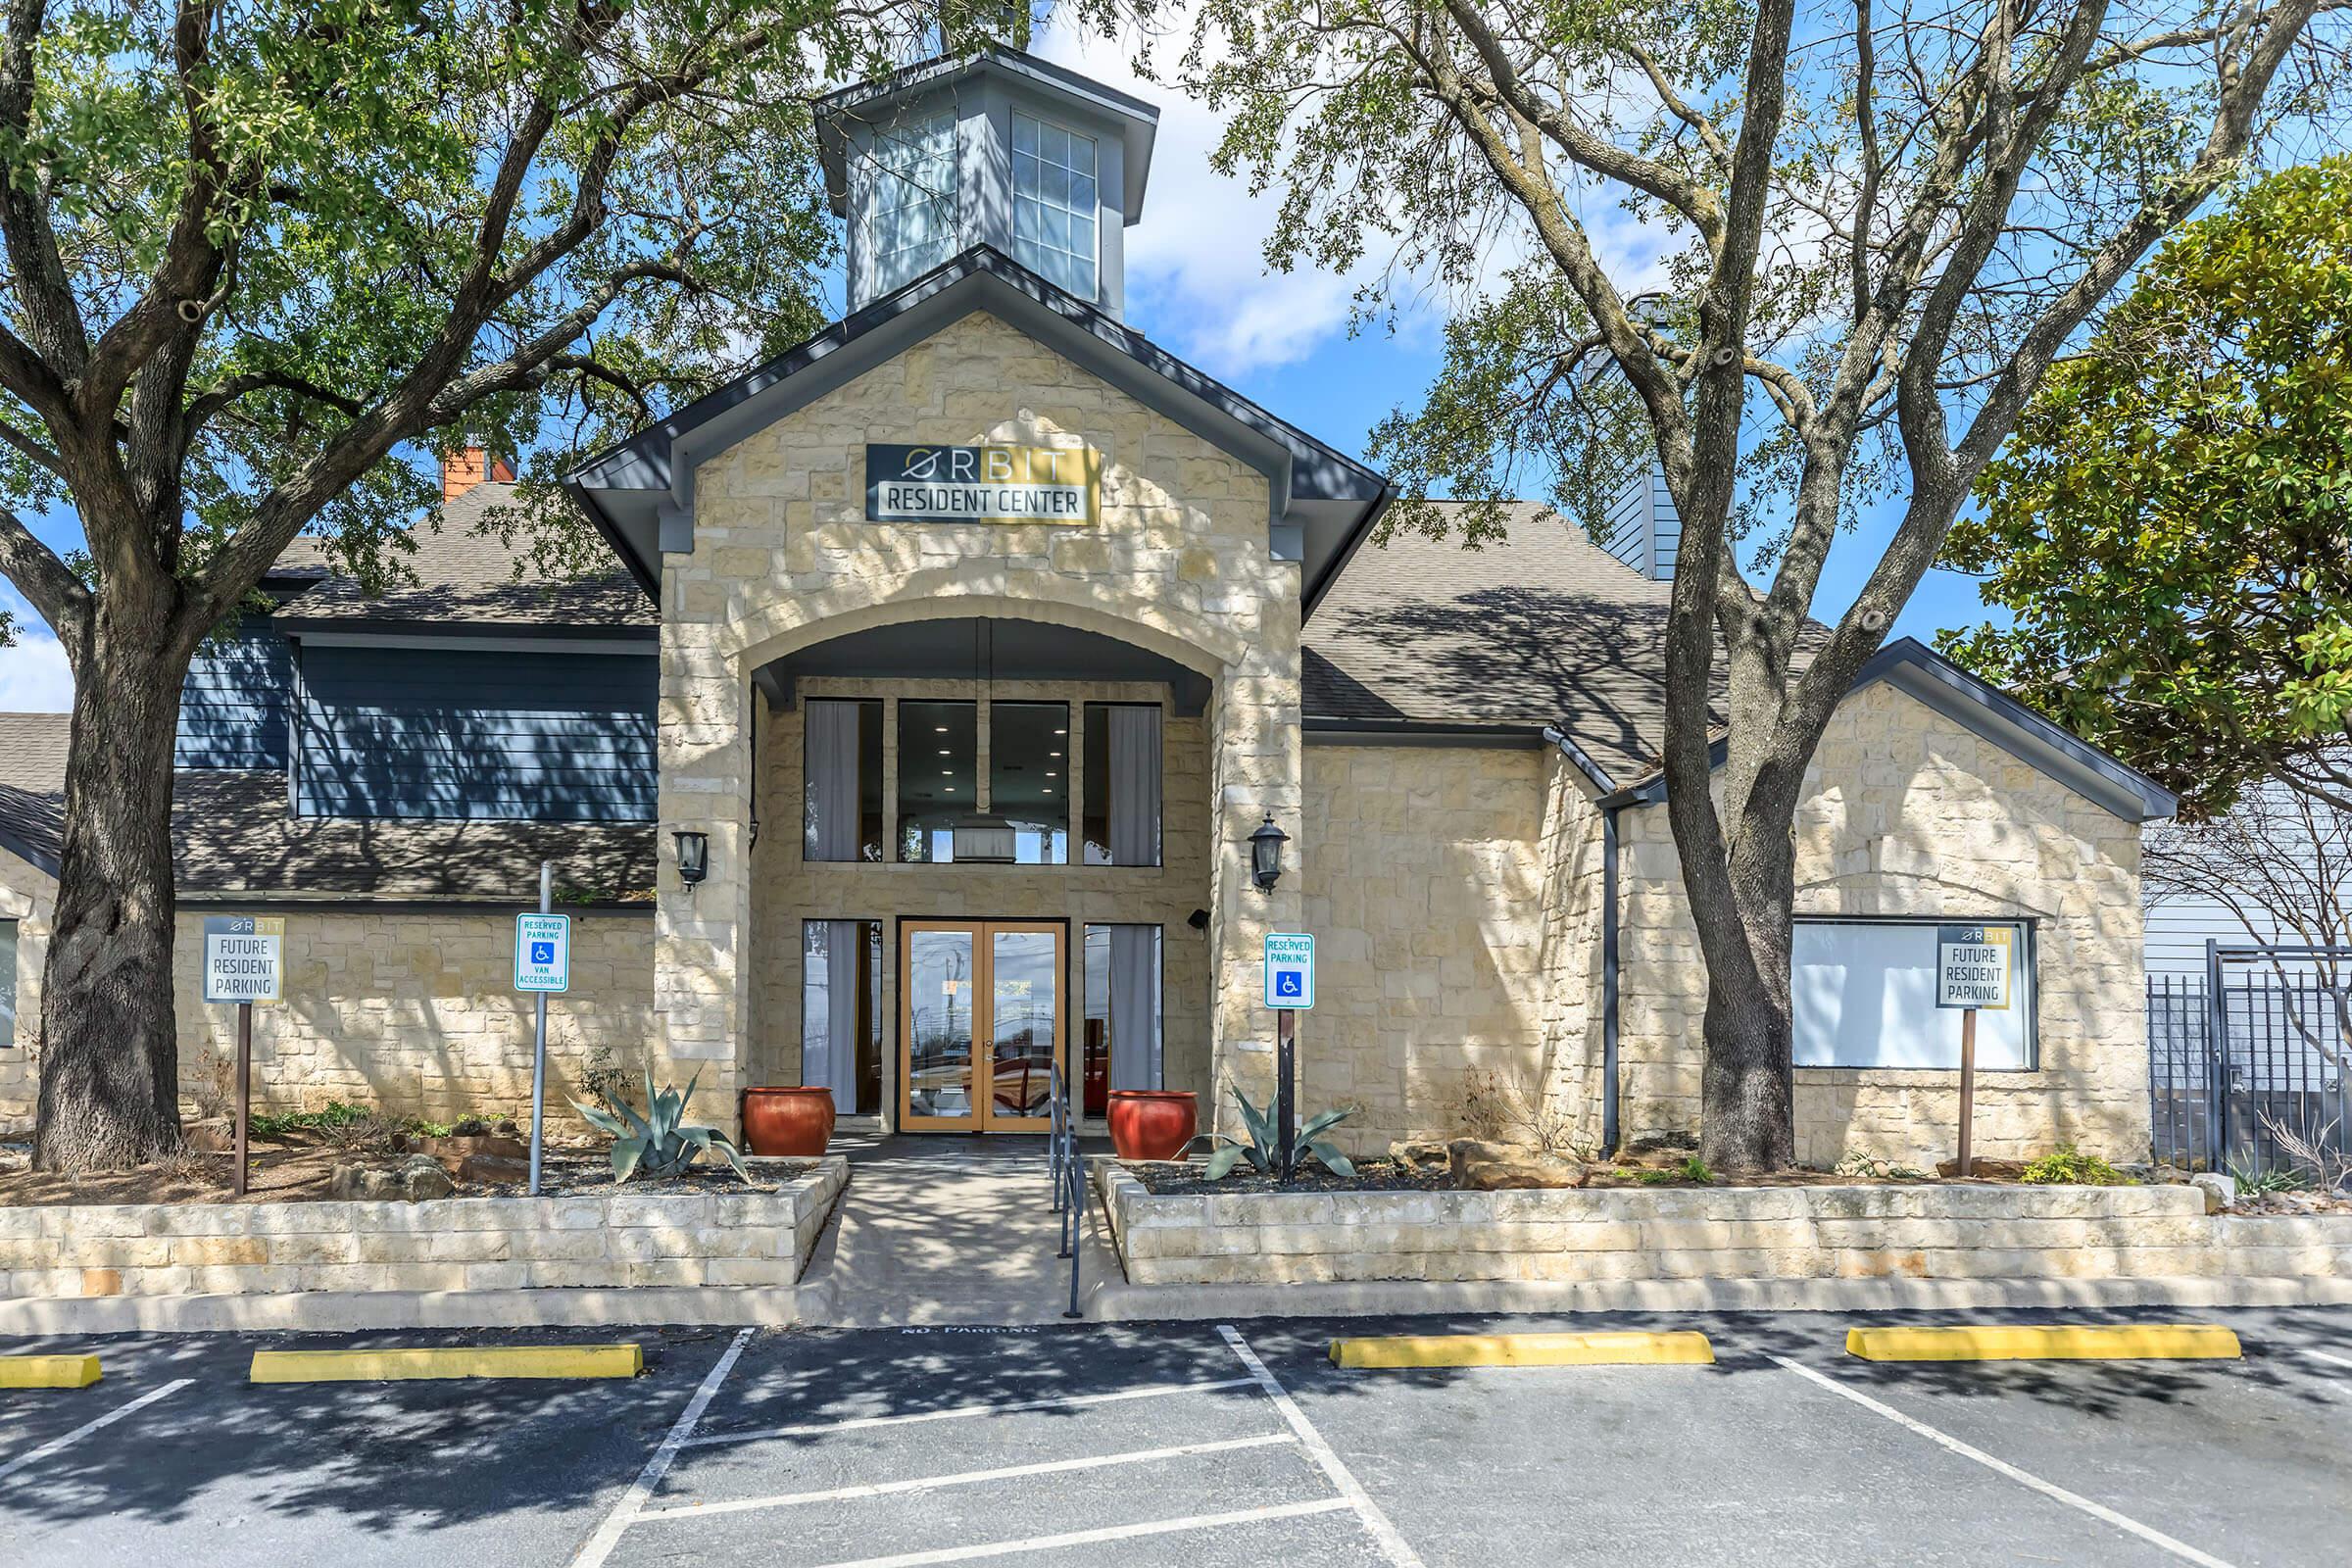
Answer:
[865,443,1100,525]
[1936,923,2016,1010]
[203,914,284,1004]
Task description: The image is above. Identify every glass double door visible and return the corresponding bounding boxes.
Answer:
[900,921,1064,1132]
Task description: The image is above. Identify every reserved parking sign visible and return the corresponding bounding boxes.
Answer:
[515,911,572,993]
[1263,932,1314,1009]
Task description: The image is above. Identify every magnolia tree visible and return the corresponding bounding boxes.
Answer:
[0,0,1042,1172]
[1163,0,2352,1167]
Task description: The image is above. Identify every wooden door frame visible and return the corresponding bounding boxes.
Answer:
[896,918,1068,1134]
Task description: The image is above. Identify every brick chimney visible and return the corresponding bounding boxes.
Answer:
[441,445,516,502]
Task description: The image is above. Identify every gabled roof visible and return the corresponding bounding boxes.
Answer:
[1596,637,2180,823]
[814,48,1159,219]
[273,482,652,635]
[1302,505,1717,779]
[1301,506,2176,824]
[565,245,1390,611]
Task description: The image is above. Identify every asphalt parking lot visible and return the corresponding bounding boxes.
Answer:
[2,1305,2348,1566]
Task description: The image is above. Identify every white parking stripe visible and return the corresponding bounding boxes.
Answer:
[638,1432,1297,1522]
[679,1376,1257,1447]
[1768,1354,2238,1568]
[1219,1325,1428,1568]
[2302,1347,2352,1371]
[568,1326,754,1568]
[800,1497,1355,1568]
[0,1378,192,1486]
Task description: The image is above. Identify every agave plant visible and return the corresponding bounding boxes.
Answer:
[1196,1085,1354,1181]
[571,1060,751,1184]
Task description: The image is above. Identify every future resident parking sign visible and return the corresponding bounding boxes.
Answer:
[1936,923,2015,1009]
[202,915,284,1004]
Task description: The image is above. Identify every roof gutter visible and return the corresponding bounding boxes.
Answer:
[1544,724,1622,1157]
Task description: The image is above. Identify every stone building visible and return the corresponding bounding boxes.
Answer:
[0,49,2175,1167]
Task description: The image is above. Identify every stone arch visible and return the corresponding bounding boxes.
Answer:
[730,589,1241,686]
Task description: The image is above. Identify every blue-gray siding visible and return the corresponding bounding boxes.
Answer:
[176,619,293,769]
[296,646,656,821]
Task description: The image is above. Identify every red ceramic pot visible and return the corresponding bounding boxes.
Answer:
[740,1086,836,1156]
[1107,1090,1199,1162]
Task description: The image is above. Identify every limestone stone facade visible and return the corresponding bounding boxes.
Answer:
[0,882,652,1132]
[658,308,1305,1137]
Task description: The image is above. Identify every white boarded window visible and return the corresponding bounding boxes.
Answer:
[1792,919,2035,1069]
[869,113,956,294]
[1011,111,1098,299]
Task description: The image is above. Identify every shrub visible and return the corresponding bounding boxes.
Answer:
[1639,1155,1716,1186]
[570,1060,749,1184]
[2020,1145,2132,1186]
[1195,1085,1354,1181]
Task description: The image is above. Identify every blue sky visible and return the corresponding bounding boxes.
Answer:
[0,20,1999,712]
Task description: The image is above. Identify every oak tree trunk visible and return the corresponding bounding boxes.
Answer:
[1696,917,1797,1173]
[31,581,190,1172]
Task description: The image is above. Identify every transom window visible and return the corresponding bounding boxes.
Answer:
[1012,111,1098,299]
[868,113,956,294]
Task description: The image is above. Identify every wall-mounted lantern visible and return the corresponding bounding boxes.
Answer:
[673,829,710,888]
[1249,812,1288,893]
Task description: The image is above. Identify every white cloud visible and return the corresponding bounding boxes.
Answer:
[1033,18,1384,377]
[0,626,71,711]
[1032,17,1684,381]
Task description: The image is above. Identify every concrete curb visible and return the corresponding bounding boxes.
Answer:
[1085,1273,2352,1322]
[0,1285,822,1336]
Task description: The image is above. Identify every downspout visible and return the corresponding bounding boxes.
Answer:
[1544,727,1623,1157]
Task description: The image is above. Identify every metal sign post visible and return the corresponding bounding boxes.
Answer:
[1936,923,2016,1178]
[514,863,571,1196]
[202,915,283,1197]
[1263,933,1315,1183]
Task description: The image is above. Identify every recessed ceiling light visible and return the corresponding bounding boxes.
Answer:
[1046,771,1057,778]
[1054,728,1066,736]
[936,726,948,733]
[1050,751,1061,758]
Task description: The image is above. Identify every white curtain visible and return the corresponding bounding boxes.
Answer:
[807,700,860,860]
[1108,925,1160,1091]
[1107,705,1161,866]
[803,919,861,1113]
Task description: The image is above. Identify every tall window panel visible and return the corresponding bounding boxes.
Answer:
[989,701,1068,864]
[1011,111,1098,299]
[1082,703,1162,866]
[899,700,977,862]
[869,113,956,294]
[1083,923,1163,1110]
[1792,918,2037,1069]
[802,919,883,1114]
[803,699,884,861]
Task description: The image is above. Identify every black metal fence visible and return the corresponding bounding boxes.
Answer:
[2147,944,2351,1174]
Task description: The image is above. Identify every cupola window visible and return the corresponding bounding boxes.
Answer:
[868,112,957,293]
[1011,111,1098,300]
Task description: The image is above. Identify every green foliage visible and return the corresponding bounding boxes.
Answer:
[1638,1155,1716,1186]
[570,1059,750,1185]
[1195,1086,1355,1182]
[246,1099,372,1141]
[1942,161,2352,820]
[2020,1146,2134,1187]
[2229,1162,2308,1196]
[1833,1152,1927,1181]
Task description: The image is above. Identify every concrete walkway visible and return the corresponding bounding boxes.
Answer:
[798,1132,1120,1326]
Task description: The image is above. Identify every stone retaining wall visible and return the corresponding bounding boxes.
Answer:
[0,1156,845,1300]
[1100,1168,2352,1288]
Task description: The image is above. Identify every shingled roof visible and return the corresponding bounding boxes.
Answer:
[1301,502,1715,784]
[272,481,653,632]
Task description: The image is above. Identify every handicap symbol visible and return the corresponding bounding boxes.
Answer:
[531,941,556,965]
[1275,971,1302,998]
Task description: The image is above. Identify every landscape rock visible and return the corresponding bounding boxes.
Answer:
[181,1119,234,1153]
[1935,1158,2029,1180]
[327,1155,457,1202]
[1446,1138,1586,1191]
[2189,1171,2237,1213]
[459,1154,529,1185]
[1389,1139,1451,1176]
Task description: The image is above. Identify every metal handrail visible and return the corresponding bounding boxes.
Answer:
[1048,1062,1083,1318]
